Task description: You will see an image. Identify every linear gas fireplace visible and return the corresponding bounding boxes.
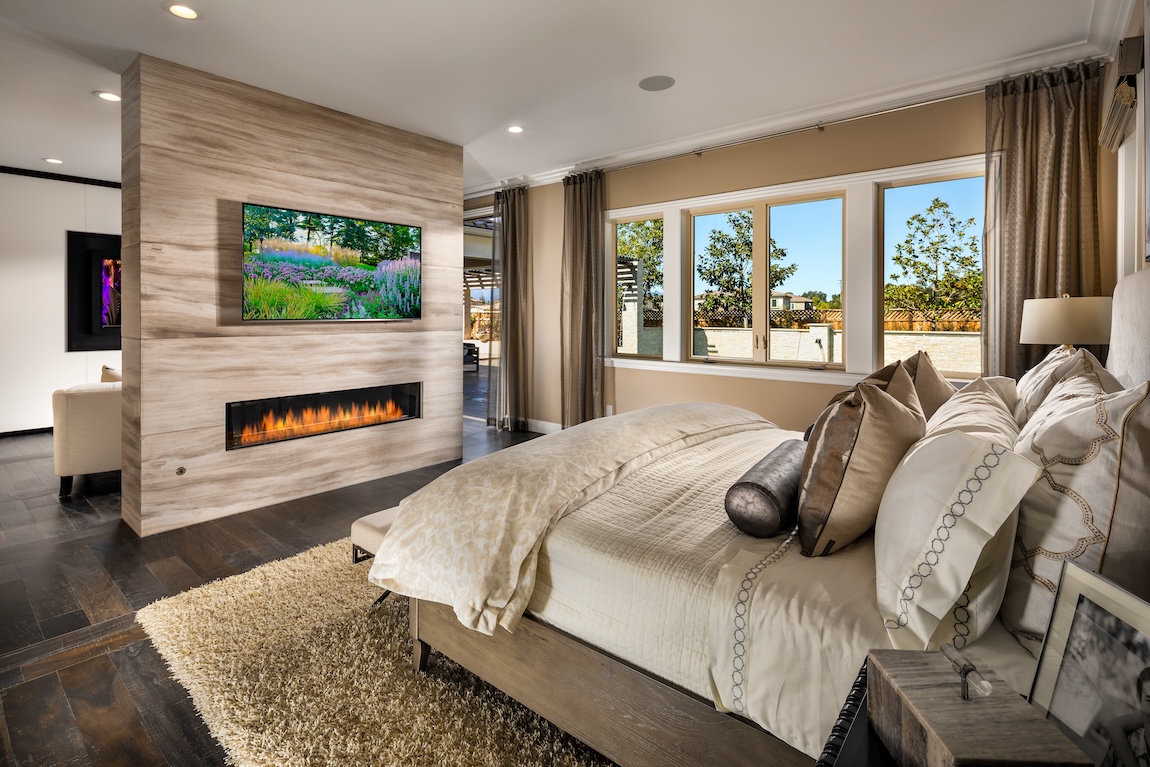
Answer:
[226,383,421,450]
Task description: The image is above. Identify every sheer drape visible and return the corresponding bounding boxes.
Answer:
[985,62,1103,378]
[560,170,605,428]
[487,186,531,432]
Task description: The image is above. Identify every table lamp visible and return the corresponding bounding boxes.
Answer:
[1019,294,1112,349]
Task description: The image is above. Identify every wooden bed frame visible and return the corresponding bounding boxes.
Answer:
[409,597,813,767]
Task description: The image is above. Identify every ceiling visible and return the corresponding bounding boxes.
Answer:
[0,0,1135,198]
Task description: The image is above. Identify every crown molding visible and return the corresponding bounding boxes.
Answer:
[462,5,1128,200]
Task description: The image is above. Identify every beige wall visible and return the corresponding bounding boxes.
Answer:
[521,92,1119,430]
[121,56,463,535]
[607,94,986,209]
[529,184,564,427]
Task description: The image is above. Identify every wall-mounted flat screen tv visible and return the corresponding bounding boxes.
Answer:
[242,203,421,321]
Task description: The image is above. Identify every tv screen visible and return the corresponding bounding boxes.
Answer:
[242,203,421,321]
[100,257,121,328]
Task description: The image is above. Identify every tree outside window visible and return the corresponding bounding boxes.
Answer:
[883,177,984,375]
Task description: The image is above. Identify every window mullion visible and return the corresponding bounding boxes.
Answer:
[752,202,768,362]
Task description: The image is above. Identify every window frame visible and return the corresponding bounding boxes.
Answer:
[878,172,987,379]
[685,193,847,369]
[604,154,989,384]
[612,214,666,359]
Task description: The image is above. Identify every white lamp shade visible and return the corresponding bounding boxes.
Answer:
[1019,296,1113,346]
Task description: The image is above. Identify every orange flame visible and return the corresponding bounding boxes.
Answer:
[240,399,405,446]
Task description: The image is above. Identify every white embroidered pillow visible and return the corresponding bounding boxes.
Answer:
[1013,347,1117,427]
[875,431,1039,650]
[926,377,1020,448]
[1001,374,1150,640]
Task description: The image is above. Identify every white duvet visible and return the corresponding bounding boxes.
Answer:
[372,402,1037,758]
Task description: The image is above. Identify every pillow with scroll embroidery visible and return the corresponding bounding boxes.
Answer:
[1001,374,1150,641]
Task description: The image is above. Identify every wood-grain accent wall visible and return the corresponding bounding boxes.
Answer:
[120,55,463,536]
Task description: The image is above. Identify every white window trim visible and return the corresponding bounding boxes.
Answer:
[607,154,987,382]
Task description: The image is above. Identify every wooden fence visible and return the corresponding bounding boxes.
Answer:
[662,308,980,332]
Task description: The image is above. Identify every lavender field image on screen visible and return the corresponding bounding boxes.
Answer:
[242,203,421,321]
[101,258,121,327]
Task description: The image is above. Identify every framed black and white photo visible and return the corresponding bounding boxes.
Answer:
[1031,562,1150,766]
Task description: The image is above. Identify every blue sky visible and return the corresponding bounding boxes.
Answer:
[691,176,984,297]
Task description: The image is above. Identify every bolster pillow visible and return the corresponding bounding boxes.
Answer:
[724,439,806,538]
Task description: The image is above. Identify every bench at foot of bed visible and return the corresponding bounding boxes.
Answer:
[350,507,400,564]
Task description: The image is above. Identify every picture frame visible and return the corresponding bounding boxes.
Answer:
[1030,561,1150,766]
[66,230,122,352]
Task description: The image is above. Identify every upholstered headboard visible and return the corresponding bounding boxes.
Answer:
[1108,267,1150,387]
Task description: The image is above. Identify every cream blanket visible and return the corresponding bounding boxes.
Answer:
[368,403,774,635]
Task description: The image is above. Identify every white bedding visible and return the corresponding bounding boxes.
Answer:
[369,403,771,634]
[375,402,1039,758]
[526,422,1038,760]
[528,427,798,698]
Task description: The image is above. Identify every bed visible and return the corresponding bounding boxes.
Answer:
[364,267,1150,766]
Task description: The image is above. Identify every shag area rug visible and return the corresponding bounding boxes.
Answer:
[136,539,613,767]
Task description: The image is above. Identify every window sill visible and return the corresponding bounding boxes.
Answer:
[606,356,863,386]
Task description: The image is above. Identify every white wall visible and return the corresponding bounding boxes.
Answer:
[0,173,122,432]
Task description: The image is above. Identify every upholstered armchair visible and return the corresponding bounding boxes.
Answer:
[51,366,122,497]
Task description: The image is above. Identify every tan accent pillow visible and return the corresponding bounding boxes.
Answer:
[100,365,122,382]
[1001,373,1150,640]
[903,350,958,420]
[798,363,926,557]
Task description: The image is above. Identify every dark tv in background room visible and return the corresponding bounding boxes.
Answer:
[242,203,421,321]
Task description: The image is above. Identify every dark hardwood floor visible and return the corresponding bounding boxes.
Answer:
[0,366,537,766]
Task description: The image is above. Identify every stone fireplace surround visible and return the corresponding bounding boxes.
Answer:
[120,55,463,536]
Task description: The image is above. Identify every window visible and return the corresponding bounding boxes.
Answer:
[767,198,843,364]
[690,199,843,364]
[882,177,984,376]
[615,218,663,356]
[692,208,754,359]
[606,154,987,382]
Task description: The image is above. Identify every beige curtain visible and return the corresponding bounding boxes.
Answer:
[985,61,1103,378]
[560,170,605,428]
[487,186,531,431]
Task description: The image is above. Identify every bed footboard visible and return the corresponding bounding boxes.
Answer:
[409,597,811,767]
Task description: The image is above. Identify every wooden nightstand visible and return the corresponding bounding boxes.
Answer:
[866,649,1091,766]
[821,652,1092,767]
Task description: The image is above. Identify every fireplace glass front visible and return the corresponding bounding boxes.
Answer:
[225,382,421,450]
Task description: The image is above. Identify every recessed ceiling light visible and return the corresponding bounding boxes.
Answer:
[507,125,524,134]
[638,75,675,92]
[163,2,199,20]
[43,158,63,165]
[94,91,121,102]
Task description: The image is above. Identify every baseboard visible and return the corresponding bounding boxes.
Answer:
[528,419,562,435]
[0,427,51,439]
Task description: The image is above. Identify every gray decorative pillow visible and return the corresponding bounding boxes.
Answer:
[725,440,806,538]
